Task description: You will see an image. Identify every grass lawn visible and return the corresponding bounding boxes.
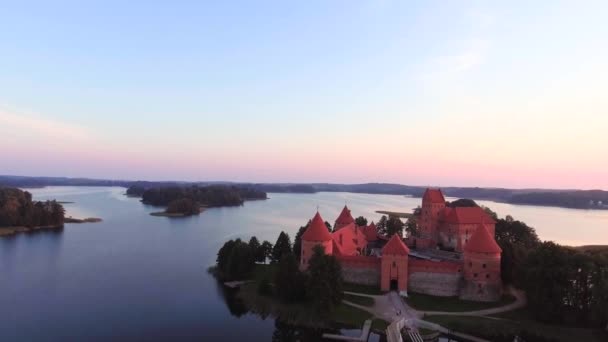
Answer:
[331,303,374,328]
[252,263,277,282]
[425,315,608,342]
[418,327,437,335]
[371,319,390,332]
[343,293,375,307]
[343,282,384,295]
[406,292,516,312]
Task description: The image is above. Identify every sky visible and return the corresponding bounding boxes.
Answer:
[1,1,607,189]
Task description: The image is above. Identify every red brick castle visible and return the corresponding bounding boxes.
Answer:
[300,188,503,302]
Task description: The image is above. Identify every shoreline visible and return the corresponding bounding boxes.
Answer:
[0,224,64,237]
[64,217,103,223]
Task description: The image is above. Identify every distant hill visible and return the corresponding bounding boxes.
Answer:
[1,175,606,210]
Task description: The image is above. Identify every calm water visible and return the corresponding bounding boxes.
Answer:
[1,187,607,341]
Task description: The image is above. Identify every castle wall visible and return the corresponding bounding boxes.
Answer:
[459,281,502,302]
[337,255,381,286]
[408,259,462,296]
[461,251,502,301]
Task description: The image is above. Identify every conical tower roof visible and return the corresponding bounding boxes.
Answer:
[335,205,355,226]
[302,212,332,242]
[464,224,502,254]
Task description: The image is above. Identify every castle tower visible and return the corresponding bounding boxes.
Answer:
[419,188,446,243]
[380,234,410,295]
[334,205,355,230]
[460,224,502,302]
[300,212,333,271]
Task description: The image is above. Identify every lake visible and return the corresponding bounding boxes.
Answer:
[1,186,607,341]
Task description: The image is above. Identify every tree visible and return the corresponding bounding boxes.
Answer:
[215,239,255,280]
[355,216,368,227]
[494,217,541,284]
[447,198,478,207]
[259,240,273,264]
[274,252,306,302]
[166,197,199,215]
[271,231,292,263]
[216,239,237,277]
[305,245,343,314]
[225,240,255,280]
[405,215,418,237]
[482,206,498,221]
[293,225,308,262]
[377,216,404,237]
[248,236,262,262]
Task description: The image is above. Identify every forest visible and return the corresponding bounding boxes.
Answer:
[0,187,65,227]
[509,190,608,209]
[128,185,267,207]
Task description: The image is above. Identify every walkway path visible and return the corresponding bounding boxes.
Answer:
[343,288,524,342]
[420,286,526,317]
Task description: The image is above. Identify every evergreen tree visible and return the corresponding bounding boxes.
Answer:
[377,216,404,237]
[259,240,273,264]
[216,239,237,275]
[292,224,308,262]
[225,240,255,280]
[354,216,368,227]
[248,236,262,262]
[305,245,343,314]
[274,252,306,302]
[405,216,418,237]
[271,231,292,263]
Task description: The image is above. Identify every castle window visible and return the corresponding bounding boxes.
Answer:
[486,274,490,279]
[392,261,396,267]
[469,262,472,267]
[474,273,478,278]
[482,264,486,268]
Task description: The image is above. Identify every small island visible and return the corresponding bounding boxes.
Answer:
[126,184,267,217]
[64,217,103,223]
[0,187,65,237]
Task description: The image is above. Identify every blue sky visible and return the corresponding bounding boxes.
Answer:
[1,1,607,189]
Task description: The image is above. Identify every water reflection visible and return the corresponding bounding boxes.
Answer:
[215,277,385,342]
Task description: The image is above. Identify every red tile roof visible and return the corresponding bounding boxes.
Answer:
[382,234,410,256]
[363,222,379,241]
[442,207,496,224]
[423,188,445,204]
[331,223,367,256]
[464,224,502,254]
[335,205,355,226]
[302,212,333,241]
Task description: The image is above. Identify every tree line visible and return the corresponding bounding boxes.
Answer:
[0,187,65,227]
[492,212,608,329]
[509,190,608,209]
[126,185,267,207]
[215,228,343,315]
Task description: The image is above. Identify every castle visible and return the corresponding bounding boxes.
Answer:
[300,188,503,302]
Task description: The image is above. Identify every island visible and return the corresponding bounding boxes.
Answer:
[64,217,103,223]
[0,187,65,237]
[125,184,267,217]
[210,188,608,342]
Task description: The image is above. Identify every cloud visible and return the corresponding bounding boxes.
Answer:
[420,39,489,82]
[0,107,93,141]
